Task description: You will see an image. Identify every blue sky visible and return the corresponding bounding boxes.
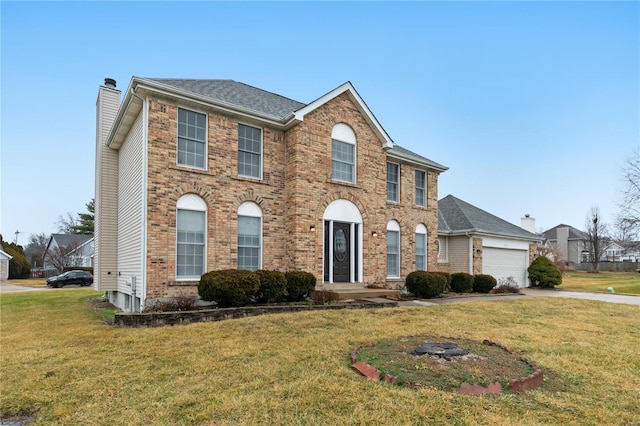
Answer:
[1,1,638,245]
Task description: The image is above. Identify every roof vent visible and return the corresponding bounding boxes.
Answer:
[104,78,117,89]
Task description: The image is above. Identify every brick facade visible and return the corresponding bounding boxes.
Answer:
[140,92,441,300]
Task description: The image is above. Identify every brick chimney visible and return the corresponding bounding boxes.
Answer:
[94,78,121,292]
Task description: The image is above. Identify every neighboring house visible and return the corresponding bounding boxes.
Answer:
[621,241,640,262]
[67,237,95,267]
[43,234,94,273]
[541,224,589,267]
[437,195,540,288]
[95,77,448,312]
[0,249,13,280]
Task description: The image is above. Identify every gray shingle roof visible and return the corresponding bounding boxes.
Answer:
[541,224,587,241]
[438,195,538,240]
[144,78,306,121]
[50,234,93,248]
[387,144,448,171]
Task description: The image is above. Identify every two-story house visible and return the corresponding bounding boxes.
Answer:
[95,78,447,311]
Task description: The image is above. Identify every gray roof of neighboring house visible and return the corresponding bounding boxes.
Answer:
[49,234,94,249]
[438,195,539,240]
[144,78,306,121]
[142,78,445,172]
[541,224,587,241]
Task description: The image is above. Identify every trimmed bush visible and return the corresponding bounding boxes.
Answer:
[255,270,287,303]
[473,274,498,293]
[311,289,340,305]
[405,271,446,298]
[284,271,316,301]
[432,271,452,292]
[198,269,260,307]
[450,272,474,293]
[528,256,562,288]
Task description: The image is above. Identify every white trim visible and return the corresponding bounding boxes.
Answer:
[323,200,363,283]
[293,82,394,149]
[238,201,262,217]
[415,169,426,207]
[237,122,263,180]
[175,194,207,281]
[141,96,148,309]
[237,202,263,271]
[386,161,400,203]
[331,123,356,143]
[177,193,207,211]
[176,106,208,171]
[323,199,363,223]
[387,220,401,278]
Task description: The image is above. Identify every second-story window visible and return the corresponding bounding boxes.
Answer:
[177,108,206,169]
[331,123,356,184]
[387,162,399,202]
[415,170,426,207]
[238,124,262,179]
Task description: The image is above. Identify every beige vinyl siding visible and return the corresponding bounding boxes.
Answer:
[447,235,470,274]
[95,86,121,291]
[116,110,145,296]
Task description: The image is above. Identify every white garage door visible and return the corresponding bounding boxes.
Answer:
[482,248,528,288]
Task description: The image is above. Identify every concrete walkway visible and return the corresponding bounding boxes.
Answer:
[520,288,640,306]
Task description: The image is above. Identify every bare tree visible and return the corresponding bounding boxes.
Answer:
[24,233,49,268]
[43,240,80,273]
[56,212,78,234]
[537,242,568,271]
[619,149,640,232]
[584,207,608,272]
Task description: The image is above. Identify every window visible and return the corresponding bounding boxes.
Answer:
[415,224,427,271]
[238,124,262,178]
[176,194,206,279]
[387,220,400,278]
[177,108,206,169]
[331,123,356,183]
[415,170,426,207]
[238,202,262,271]
[387,162,399,202]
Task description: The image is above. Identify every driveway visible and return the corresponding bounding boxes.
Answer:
[0,281,51,293]
[521,288,640,306]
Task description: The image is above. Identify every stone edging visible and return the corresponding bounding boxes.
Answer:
[114,300,397,327]
[351,338,543,395]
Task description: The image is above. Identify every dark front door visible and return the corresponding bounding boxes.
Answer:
[332,222,351,282]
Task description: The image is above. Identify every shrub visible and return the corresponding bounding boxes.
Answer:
[2,242,30,279]
[473,274,498,293]
[255,270,287,303]
[528,256,562,288]
[198,269,260,307]
[450,272,474,293]
[490,277,521,294]
[310,289,340,305]
[405,271,446,298]
[284,271,316,301]
[432,271,452,292]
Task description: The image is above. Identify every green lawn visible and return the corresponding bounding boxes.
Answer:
[1,289,639,425]
[561,271,640,295]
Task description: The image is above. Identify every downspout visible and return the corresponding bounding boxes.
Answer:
[131,85,147,312]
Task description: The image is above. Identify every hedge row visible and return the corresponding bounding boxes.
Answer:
[198,269,316,307]
[405,271,498,298]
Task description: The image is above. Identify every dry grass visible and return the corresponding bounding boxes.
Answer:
[1,289,639,425]
[561,271,640,295]
[3,278,48,288]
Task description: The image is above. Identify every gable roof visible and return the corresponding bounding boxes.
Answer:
[541,224,587,241]
[46,234,94,251]
[108,77,446,172]
[438,195,539,241]
[145,78,306,121]
[0,249,13,260]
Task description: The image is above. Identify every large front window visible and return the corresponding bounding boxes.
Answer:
[238,202,262,271]
[415,224,427,271]
[177,108,206,169]
[331,123,356,184]
[238,124,262,178]
[176,194,207,279]
[387,162,399,202]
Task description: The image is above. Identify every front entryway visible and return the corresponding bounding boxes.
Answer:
[322,199,363,284]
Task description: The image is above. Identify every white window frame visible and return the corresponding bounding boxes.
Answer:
[177,107,207,170]
[387,220,401,278]
[415,170,426,207]
[415,224,427,271]
[331,123,356,184]
[176,194,207,280]
[387,162,400,203]
[237,123,263,179]
[237,202,263,271]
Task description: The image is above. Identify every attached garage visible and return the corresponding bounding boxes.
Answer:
[482,247,528,288]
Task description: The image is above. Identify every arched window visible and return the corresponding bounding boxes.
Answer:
[415,224,427,271]
[238,202,262,271]
[176,194,207,279]
[331,123,356,184]
[387,220,401,278]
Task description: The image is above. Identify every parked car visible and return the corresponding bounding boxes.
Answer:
[46,270,94,288]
